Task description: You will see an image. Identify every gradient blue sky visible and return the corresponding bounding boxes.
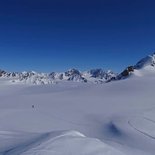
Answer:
[0,0,155,72]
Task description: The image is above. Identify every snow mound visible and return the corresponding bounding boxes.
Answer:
[0,130,124,155]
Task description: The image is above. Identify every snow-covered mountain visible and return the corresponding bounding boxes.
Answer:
[115,53,155,80]
[1,53,155,85]
[135,53,155,69]
[0,68,116,85]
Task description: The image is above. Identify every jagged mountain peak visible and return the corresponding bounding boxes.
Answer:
[86,68,116,80]
[65,68,81,76]
[114,53,155,81]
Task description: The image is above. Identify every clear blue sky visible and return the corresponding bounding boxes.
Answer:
[0,0,154,72]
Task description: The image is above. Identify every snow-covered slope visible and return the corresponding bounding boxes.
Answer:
[0,130,123,155]
[135,53,155,69]
[0,66,155,154]
[115,53,155,80]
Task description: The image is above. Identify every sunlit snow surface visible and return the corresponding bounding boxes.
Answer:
[0,68,155,155]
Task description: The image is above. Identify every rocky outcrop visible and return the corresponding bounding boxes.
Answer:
[0,70,6,77]
[121,66,134,77]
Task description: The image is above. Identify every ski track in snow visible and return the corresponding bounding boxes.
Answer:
[128,121,155,140]
[143,117,155,124]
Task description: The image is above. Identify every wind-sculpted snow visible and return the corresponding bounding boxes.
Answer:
[0,131,124,155]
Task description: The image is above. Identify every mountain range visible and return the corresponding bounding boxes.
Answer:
[0,53,155,85]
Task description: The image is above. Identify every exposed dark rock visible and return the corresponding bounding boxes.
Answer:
[89,69,104,78]
[0,70,6,77]
[58,74,63,80]
[88,69,116,81]
[121,66,134,77]
[49,72,56,79]
[65,69,81,77]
